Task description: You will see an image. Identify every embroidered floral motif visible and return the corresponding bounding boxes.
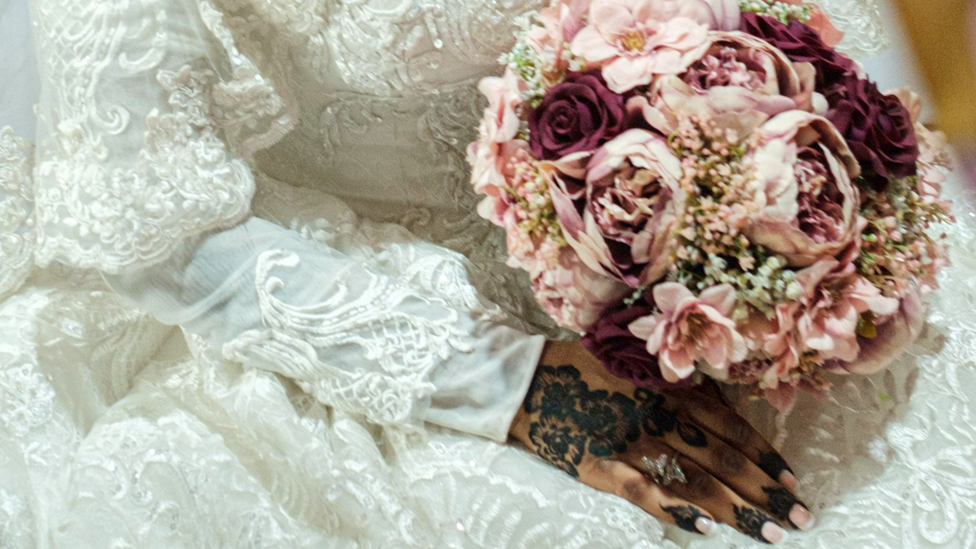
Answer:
[0,128,35,298]
[30,0,291,274]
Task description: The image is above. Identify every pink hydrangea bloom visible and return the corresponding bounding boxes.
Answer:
[569,0,711,93]
[628,283,747,382]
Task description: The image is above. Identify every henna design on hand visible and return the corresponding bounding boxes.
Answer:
[733,505,776,544]
[661,504,707,534]
[522,365,711,477]
[763,486,801,524]
[758,451,792,481]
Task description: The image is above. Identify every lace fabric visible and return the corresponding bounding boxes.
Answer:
[11,1,975,548]
[0,127,34,299]
[28,0,292,274]
[1,170,974,549]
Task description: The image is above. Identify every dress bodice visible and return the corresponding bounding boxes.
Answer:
[213,0,560,334]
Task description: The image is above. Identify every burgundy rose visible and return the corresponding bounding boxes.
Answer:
[741,14,920,185]
[740,13,855,89]
[529,72,626,160]
[825,73,919,184]
[582,305,695,391]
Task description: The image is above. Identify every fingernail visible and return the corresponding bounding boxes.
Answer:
[779,470,798,491]
[695,517,716,537]
[762,522,787,544]
[789,504,816,531]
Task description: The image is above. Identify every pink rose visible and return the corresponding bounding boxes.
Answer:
[631,32,822,135]
[549,129,685,286]
[747,111,862,266]
[569,0,711,93]
[468,69,525,198]
[628,283,747,382]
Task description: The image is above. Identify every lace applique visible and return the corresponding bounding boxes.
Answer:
[326,0,543,93]
[312,88,565,338]
[222,248,476,431]
[0,128,35,298]
[30,0,292,274]
[0,489,34,549]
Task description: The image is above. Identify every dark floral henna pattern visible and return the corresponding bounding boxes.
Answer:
[523,366,641,477]
[661,504,707,533]
[758,451,793,481]
[528,416,588,476]
[633,389,707,447]
[763,486,801,524]
[522,366,711,478]
[733,505,776,544]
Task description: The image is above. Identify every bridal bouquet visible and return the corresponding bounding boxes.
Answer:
[467,0,954,408]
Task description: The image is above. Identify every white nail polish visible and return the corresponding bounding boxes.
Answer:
[779,470,798,491]
[789,504,815,531]
[695,517,716,537]
[761,522,787,544]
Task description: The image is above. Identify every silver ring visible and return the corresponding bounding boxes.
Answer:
[640,453,687,487]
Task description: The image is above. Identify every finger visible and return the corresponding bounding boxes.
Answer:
[582,458,718,537]
[627,421,814,531]
[689,379,730,406]
[629,452,790,545]
[673,393,798,491]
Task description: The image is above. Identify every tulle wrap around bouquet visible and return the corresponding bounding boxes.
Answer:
[467,0,954,408]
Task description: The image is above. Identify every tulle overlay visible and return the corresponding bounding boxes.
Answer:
[3,0,976,547]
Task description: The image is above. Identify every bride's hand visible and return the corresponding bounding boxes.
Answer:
[509,341,813,544]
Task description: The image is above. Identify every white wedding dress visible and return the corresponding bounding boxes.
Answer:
[1,0,975,547]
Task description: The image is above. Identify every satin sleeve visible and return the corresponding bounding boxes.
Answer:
[25,0,545,440]
[105,213,545,440]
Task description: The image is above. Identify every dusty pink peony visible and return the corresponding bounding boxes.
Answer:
[468,69,525,198]
[549,129,685,286]
[569,0,711,93]
[628,283,747,382]
[748,111,862,266]
[695,0,741,31]
[535,0,591,45]
[631,32,822,135]
[653,0,742,30]
[532,247,631,332]
[841,284,926,375]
